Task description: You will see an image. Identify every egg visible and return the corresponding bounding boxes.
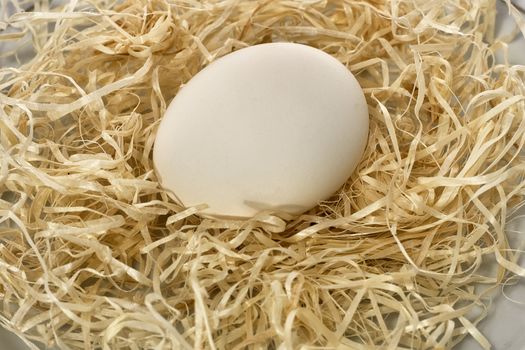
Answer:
[153,43,369,218]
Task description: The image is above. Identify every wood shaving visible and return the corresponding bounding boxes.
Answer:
[1,0,525,349]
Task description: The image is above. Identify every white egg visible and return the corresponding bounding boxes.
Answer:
[154,43,369,218]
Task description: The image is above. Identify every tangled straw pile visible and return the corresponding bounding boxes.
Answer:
[1,0,525,349]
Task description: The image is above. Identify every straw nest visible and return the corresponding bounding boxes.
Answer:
[1,0,525,349]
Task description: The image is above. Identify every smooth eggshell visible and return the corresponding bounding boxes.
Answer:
[154,43,369,218]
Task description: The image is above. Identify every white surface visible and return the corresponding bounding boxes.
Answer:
[0,328,30,350]
[459,210,525,350]
[495,0,525,65]
[154,43,369,218]
[458,2,525,349]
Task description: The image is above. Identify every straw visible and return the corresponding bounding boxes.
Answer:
[1,0,525,348]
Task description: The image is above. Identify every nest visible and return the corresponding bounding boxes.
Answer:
[1,0,525,349]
